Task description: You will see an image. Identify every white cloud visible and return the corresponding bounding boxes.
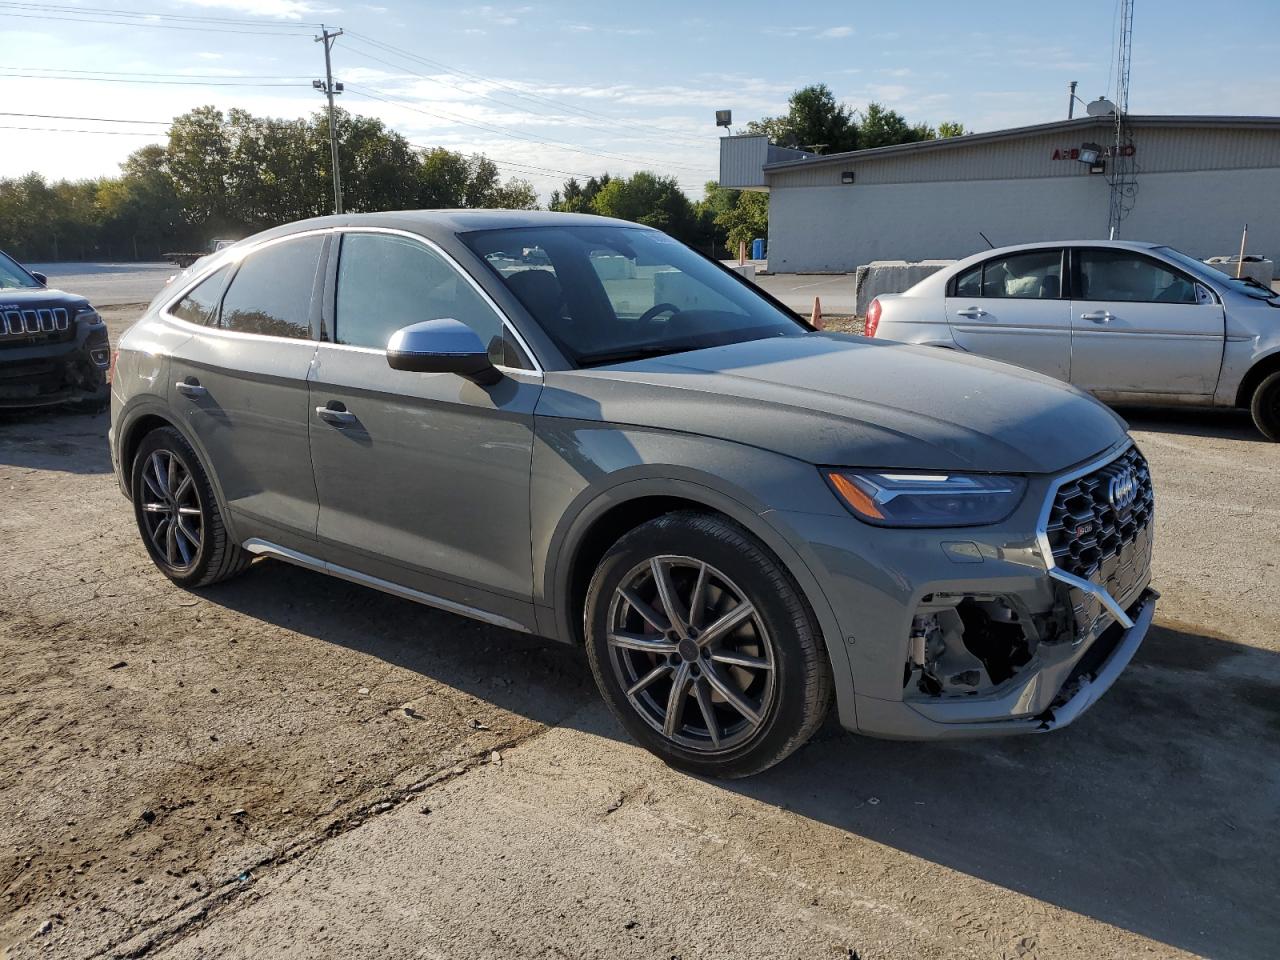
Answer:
[817,26,853,39]
[467,4,534,27]
[176,0,328,20]
[196,51,223,60]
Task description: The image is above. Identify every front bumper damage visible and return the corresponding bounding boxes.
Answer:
[779,441,1158,740]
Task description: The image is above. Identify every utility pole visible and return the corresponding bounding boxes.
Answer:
[314,25,344,215]
[1067,80,1077,119]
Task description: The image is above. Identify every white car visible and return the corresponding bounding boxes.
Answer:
[866,240,1280,439]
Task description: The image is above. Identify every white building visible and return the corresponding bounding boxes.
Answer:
[718,115,1280,273]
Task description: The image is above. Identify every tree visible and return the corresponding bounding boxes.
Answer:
[714,189,768,258]
[549,173,611,213]
[937,121,967,139]
[745,83,858,154]
[857,102,934,149]
[417,148,537,210]
[590,171,697,241]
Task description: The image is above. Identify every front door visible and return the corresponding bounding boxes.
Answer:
[945,248,1071,381]
[166,233,326,553]
[307,230,541,631]
[1068,248,1225,397]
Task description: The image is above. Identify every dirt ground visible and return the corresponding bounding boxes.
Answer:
[1,306,1278,960]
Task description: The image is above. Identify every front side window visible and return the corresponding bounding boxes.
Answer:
[980,250,1062,299]
[1078,249,1197,304]
[219,235,323,338]
[335,232,504,358]
[170,266,230,326]
[463,225,805,367]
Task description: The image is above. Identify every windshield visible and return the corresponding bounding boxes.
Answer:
[462,225,806,367]
[0,251,40,290]
[1157,246,1278,300]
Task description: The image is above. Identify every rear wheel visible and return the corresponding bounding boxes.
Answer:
[131,427,250,587]
[1251,370,1280,441]
[584,511,833,778]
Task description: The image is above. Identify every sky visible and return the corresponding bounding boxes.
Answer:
[3,0,1279,200]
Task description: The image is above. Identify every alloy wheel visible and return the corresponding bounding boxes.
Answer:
[606,555,776,753]
[139,450,203,571]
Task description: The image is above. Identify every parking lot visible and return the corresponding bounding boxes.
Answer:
[2,300,1278,960]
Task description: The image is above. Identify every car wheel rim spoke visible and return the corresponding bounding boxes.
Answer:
[607,555,775,754]
[140,450,202,571]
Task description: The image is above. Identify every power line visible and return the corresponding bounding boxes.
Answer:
[0,1,323,28]
[0,111,170,125]
[0,71,307,88]
[0,11,315,37]
[1,66,306,80]
[0,124,162,136]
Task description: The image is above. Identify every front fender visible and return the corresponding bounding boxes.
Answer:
[531,420,860,730]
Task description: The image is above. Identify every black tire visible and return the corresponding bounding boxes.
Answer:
[1250,370,1280,442]
[583,511,833,779]
[130,426,251,587]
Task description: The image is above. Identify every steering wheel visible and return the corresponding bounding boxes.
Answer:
[637,302,681,325]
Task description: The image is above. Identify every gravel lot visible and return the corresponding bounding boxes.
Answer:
[1,305,1278,960]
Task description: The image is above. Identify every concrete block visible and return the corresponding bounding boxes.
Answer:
[727,263,756,280]
[854,260,955,315]
[1204,256,1274,286]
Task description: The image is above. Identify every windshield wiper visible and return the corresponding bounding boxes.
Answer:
[1237,275,1279,297]
[576,344,690,367]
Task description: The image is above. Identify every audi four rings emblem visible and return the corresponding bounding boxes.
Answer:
[1108,467,1138,513]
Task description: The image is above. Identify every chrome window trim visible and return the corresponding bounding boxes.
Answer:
[328,225,543,376]
[158,229,332,344]
[1034,439,1139,630]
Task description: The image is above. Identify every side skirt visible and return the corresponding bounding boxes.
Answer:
[242,538,531,634]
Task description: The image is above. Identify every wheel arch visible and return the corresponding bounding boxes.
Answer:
[116,406,238,541]
[547,478,858,727]
[1236,350,1280,408]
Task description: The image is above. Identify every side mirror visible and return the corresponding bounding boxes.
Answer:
[30,271,47,286]
[386,318,502,386]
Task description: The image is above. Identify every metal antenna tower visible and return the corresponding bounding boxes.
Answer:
[1107,0,1137,237]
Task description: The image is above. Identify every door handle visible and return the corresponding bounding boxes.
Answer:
[955,307,988,319]
[1081,311,1115,323]
[175,378,206,398]
[315,402,356,425]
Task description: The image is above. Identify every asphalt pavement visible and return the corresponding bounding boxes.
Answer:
[26,261,176,307]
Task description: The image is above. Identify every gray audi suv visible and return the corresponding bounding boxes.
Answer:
[110,211,1157,777]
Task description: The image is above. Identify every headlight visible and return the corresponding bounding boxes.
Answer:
[75,307,102,324]
[825,470,1026,527]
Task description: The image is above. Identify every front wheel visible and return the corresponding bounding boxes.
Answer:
[583,512,833,779]
[1251,370,1280,441]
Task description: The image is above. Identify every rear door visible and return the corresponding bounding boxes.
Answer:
[1068,248,1225,397]
[944,248,1071,380]
[306,229,541,631]
[166,233,326,553]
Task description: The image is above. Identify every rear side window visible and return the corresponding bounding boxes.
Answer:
[219,235,323,339]
[170,267,230,325]
[980,250,1062,299]
[1076,249,1198,304]
[335,232,504,358]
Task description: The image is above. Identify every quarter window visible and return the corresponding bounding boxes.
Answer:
[219,235,323,339]
[979,250,1062,299]
[170,266,230,326]
[953,264,981,298]
[335,233,504,359]
[1076,250,1197,304]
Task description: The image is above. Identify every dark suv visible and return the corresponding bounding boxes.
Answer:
[0,251,111,411]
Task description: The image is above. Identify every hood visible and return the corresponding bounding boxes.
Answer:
[0,287,92,311]
[539,334,1129,474]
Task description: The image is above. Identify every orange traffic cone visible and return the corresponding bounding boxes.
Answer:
[810,296,825,330]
